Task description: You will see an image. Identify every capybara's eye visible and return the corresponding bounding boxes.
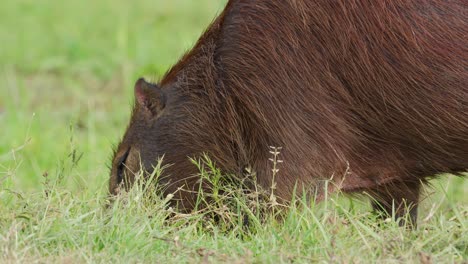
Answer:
[116,148,130,185]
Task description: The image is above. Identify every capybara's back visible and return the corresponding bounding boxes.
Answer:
[110,0,467,225]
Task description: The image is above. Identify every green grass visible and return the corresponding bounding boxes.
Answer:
[0,1,467,263]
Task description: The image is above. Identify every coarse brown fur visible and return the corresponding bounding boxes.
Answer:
[110,0,468,225]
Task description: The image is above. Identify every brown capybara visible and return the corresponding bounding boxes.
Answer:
[109,0,467,225]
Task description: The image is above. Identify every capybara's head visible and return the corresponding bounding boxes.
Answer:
[109,78,167,195]
[110,77,198,197]
[109,77,206,210]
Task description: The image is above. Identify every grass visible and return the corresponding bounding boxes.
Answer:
[0,0,467,263]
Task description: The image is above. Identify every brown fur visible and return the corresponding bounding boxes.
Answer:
[110,0,468,224]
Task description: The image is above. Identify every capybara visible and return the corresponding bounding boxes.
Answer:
[109,0,467,225]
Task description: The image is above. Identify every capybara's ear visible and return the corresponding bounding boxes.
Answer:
[134,78,165,116]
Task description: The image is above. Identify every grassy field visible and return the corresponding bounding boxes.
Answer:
[0,1,466,263]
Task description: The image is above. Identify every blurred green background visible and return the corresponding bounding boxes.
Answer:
[0,0,226,193]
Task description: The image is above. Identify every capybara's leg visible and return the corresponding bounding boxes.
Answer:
[370,180,421,228]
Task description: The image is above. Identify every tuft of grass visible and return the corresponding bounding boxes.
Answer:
[1,154,467,263]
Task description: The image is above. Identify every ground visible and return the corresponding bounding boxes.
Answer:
[0,1,466,263]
